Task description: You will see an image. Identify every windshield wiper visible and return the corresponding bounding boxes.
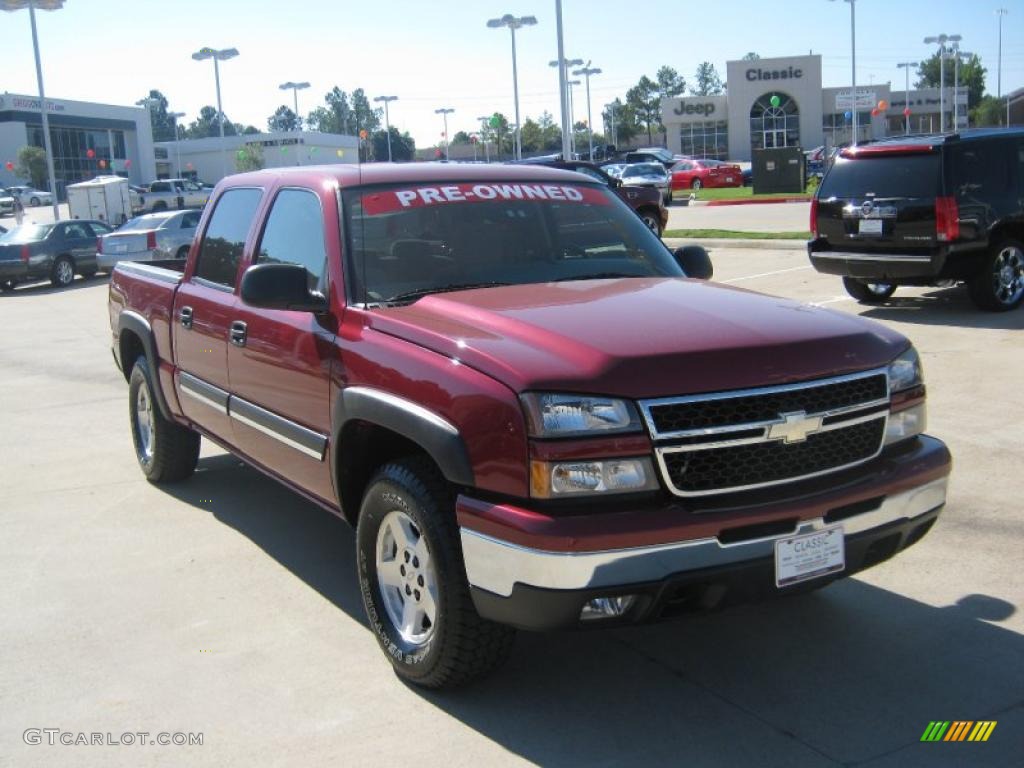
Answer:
[554,272,638,282]
[384,282,510,305]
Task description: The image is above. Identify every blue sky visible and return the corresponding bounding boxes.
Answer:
[3,0,1021,146]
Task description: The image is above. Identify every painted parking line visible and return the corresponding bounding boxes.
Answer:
[722,265,813,284]
[809,296,853,307]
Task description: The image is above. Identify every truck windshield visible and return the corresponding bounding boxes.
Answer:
[342,181,682,305]
[819,154,941,199]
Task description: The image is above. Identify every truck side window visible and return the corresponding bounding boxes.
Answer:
[255,188,327,290]
[193,188,263,288]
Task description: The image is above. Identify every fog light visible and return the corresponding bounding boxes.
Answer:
[580,595,637,621]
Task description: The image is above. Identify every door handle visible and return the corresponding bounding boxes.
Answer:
[230,320,247,347]
[179,306,193,329]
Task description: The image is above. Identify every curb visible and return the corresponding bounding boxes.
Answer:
[663,237,807,251]
[703,197,810,207]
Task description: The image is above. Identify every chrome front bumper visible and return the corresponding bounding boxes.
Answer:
[460,477,947,598]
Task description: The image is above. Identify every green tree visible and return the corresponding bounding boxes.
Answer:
[626,76,660,144]
[692,62,724,96]
[742,52,760,61]
[518,118,543,153]
[603,98,639,146]
[916,51,986,109]
[371,127,415,162]
[16,146,47,188]
[267,105,300,132]
[235,143,264,172]
[139,89,178,142]
[970,94,1004,126]
[656,66,686,99]
[536,111,562,150]
[350,88,382,135]
[185,106,237,138]
[450,130,473,145]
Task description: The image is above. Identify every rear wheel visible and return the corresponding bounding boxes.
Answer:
[968,239,1024,312]
[691,178,703,190]
[639,210,662,236]
[356,457,514,689]
[128,357,200,483]
[51,256,75,288]
[30,196,40,206]
[842,277,896,304]
[1,280,16,292]
[152,201,168,212]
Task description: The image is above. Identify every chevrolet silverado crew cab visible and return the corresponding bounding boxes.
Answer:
[109,164,951,689]
[808,128,1024,311]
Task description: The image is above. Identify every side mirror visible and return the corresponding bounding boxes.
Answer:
[673,245,713,280]
[240,262,328,312]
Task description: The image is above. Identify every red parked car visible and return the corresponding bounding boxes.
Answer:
[670,158,743,191]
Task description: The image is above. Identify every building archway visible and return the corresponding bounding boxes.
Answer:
[749,92,800,151]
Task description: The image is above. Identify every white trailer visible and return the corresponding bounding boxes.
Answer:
[67,177,135,226]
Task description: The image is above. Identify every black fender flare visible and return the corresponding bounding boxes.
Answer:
[333,386,474,487]
[118,310,173,420]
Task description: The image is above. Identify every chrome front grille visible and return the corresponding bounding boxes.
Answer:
[640,370,890,497]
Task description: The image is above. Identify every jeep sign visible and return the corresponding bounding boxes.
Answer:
[673,102,716,117]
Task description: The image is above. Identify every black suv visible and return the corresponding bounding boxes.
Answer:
[808,129,1024,311]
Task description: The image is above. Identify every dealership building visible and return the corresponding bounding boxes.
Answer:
[0,92,157,196]
[662,54,967,161]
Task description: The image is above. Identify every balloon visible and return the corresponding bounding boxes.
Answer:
[4,161,12,171]
[186,162,193,170]
[878,100,888,110]
[769,95,781,108]
[903,107,912,117]
[125,159,132,168]
[86,148,95,158]
[871,108,880,117]
[359,129,367,139]
[844,110,852,121]
[280,145,288,152]
[309,146,318,154]
[98,159,106,169]
[489,115,500,128]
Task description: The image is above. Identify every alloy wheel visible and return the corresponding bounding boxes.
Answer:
[992,245,1024,306]
[135,383,154,462]
[376,510,438,646]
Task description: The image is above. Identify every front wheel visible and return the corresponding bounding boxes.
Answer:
[968,239,1024,311]
[639,211,662,237]
[128,357,200,483]
[842,277,896,304]
[356,457,514,689]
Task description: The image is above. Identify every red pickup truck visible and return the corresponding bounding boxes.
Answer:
[109,164,951,689]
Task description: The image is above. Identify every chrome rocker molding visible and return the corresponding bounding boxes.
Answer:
[229,396,327,461]
[460,478,947,598]
[178,372,229,416]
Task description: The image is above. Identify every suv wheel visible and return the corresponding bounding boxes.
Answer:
[969,239,1024,312]
[842,277,896,304]
[356,457,514,689]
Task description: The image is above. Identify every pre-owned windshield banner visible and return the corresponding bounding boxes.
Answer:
[361,183,610,215]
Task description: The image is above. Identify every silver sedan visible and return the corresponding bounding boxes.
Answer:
[619,163,672,206]
[97,209,201,271]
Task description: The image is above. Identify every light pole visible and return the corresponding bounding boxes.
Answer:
[549,55,583,158]
[477,116,493,162]
[949,45,973,131]
[2,0,63,221]
[487,13,537,161]
[996,9,1008,125]
[279,81,309,131]
[374,96,398,162]
[896,62,914,135]
[192,46,239,179]
[924,34,960,133]
[572,63,602,161]
[829,0,859,146]
[168,111,185,177]
[435,108,454,160]
[567,80,580,157]
[605,103,618,147]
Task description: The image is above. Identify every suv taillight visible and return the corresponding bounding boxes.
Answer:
[810,198,819,239]
[146,231,157,250]
[935,196,959,242]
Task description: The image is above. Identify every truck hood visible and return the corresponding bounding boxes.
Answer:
[367,278,907,398]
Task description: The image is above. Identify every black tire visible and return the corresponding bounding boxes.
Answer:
[30,196,40,206]
[691,178,702,190]
[356,457,514,689]
[842,277,896,304]
[639,211,662,237]
[152,201,168,212]
[968,238,1024,312]
[50,256,75,288]
[1,280,16,292]
[128,357,200,483]
[663,192,672,207]
[80,268,98,280]
[176,246,190,260]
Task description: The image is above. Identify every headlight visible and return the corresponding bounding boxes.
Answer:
[888,346,923,393]
[520,393,641,438]
[530,458,659,498]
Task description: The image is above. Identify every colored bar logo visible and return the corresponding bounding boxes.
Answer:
[921,721,997,742]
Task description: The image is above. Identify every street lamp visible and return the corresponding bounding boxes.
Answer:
[435,107,454,160]
[476,116,492,162]
[572,63,602,161]
[487,13,537,161]
[567,80,580,157]
[923,34,960,132]
[829,0,859,146]
[374,96,398,162]
[549,56,583,158]
[948,45,973,131]
[192,46,239,179]
[2,0,63,221]
[168,111,185,178]
[996,9,1008,125]
[896,62,914,135]
[279,81,310,131]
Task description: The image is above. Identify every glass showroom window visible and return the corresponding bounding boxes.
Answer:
[749,93,799,151]
[679,121,728,160]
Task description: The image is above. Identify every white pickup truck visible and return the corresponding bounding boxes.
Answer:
[137,178,211,213]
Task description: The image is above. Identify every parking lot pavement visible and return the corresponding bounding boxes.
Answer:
[0,203,69,228]
[667,200,809,232]
[1,258,1022,767]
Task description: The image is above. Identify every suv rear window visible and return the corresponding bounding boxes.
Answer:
[819,153,940,199]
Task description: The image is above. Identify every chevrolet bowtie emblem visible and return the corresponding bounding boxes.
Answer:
[767,411,823,444]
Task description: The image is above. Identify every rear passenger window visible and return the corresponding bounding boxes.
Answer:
[194,188,262,287]
[181,211,201,228]
[952,142,1011,201]
[255,189,327,290]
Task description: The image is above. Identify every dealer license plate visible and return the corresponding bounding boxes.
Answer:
[112,244,128,253]
[725,176,734,183]
[858,219,883,235]
[774,525,845,587]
